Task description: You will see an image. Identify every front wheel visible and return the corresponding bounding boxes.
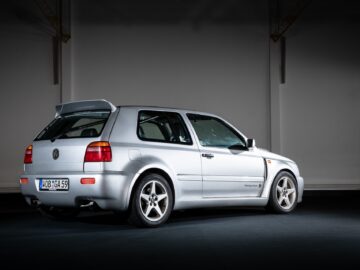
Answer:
[267,172,298,213]
[128,174,173,227]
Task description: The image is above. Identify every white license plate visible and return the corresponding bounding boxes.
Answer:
[39,179,69,191]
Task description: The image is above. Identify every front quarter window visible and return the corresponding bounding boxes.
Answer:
[187,114,246,148]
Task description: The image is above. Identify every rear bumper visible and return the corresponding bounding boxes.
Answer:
[20,172,131,211]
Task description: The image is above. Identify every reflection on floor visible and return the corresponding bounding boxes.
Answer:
[1,191,360,269]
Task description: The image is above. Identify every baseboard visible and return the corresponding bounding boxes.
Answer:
[0,187,20,193]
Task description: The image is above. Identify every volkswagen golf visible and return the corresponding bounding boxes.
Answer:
[20,100,304,227]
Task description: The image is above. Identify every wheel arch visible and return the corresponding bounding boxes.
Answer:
[276,169,298,184]
[261,161,299,200]
[126,167,176,210]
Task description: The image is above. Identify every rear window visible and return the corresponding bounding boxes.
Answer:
[35,111,110,141]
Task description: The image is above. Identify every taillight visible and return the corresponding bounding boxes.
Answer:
[20,178,29,184]
[80,178,96,185]
[24,145,33,164]
[84,141,112,162]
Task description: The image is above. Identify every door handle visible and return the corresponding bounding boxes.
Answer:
[202,153,214,159]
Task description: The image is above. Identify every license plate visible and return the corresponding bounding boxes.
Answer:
[39,179,69,191]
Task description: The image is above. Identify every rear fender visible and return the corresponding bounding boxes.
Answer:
[124,157,178,210]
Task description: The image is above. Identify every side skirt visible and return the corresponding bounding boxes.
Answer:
[174,197,268,210]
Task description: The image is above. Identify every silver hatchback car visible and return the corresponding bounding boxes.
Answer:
[20,100,304,227]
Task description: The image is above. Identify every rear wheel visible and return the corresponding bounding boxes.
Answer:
[267,172,298,213]
[38,205,79,220]
[128,174,173,227]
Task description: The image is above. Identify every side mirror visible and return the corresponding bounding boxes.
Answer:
[247,138,256,148]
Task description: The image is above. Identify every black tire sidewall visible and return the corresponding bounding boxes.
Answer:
[269,172,298,213]
[130,173,173,227]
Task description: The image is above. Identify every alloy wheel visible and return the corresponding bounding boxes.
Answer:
[139,180,169,222]
[276,176,297,210]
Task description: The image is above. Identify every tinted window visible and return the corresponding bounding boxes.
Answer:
[187,114,246,148]
[138,111,192,145]
[35,111,110,141]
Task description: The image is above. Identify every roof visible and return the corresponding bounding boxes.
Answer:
[116,105,215,116]
[57,99,218,117]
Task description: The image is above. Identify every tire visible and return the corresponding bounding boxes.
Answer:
[266,171,298,214]
[128,173,173,227]
[38,205,79,220]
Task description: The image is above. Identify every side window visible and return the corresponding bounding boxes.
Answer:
[187,114,246,148]
[138,111,192,145]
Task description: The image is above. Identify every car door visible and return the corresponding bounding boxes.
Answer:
[135,110,203,193]
[187,113,265,198]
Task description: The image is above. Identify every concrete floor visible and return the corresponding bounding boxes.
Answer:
[1,192,360,269]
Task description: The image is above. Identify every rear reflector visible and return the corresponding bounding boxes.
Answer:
[84,141,112,162]
[80,178,96,185]
[24,145,33,164]
[20,178,29,184]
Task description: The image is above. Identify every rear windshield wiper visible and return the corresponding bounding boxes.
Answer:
[50,131,67,142]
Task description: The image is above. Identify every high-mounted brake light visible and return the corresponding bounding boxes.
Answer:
[84,141,112,162]
[24,145,33,164]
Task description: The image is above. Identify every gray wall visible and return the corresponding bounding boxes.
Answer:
[0,2,59,191]
[280,4,360,189]
[71,22,270,147]
[0,0,359,191]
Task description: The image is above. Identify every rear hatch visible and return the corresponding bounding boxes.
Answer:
[26,100,117,174]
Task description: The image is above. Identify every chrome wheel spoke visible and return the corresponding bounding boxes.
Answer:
[145,205,152,216]
[151,181,156,195]
[278,196,284,205]
[277,186,282,193]
[284,197,291,206]
[157,194,167,202]
[141,193,150,201]
[154,205,163,216]
[287,188,295,195]
[282,178,288,189]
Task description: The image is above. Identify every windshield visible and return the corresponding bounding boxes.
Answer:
[35,111,110,141]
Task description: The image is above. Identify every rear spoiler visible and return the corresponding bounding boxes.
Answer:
[55,99,117,117]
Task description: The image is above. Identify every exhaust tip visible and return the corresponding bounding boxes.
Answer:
[80,201,94,208]
[77,199,100,211]
[30,198,41,207]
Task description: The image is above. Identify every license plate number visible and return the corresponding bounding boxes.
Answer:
[39,179,69,191]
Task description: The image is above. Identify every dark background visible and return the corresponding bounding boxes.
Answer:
[1,1,360,269]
